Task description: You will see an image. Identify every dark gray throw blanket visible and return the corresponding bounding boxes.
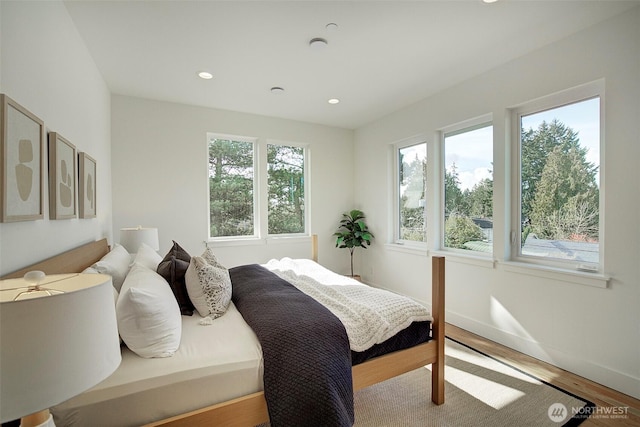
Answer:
[230,264,354,427]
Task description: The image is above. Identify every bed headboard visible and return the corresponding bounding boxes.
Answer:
[1,239,110,279]
[2,234,319,280]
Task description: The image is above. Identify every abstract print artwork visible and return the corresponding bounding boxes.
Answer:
[0,94,45,222]
[48,132,77,219]
[78,152,97,218]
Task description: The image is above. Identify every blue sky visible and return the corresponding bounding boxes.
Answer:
[446,97,600,191]
[521,97,600,170]
[445,125,493,192]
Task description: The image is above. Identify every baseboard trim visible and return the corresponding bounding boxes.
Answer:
[447,310,640,400]
[366,281,640,399]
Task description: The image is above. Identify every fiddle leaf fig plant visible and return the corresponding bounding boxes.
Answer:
[334,209,374,277]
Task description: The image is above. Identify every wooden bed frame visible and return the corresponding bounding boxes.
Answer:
[2,238,445,427]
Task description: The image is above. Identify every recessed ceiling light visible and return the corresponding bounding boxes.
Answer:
[328,98,340,104]
[482,0,499,3]
[309,37,328,50]
[326,23,338,31]
[271,86,285,94]
[198,71,213,80]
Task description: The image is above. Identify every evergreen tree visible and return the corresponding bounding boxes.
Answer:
[399,152,427,241]
[522,119,599,241]
[209,140,306,237]
[267,145,305,234]
[465,177,493,218]
[209,139,254,237]
[521,120,582,221]
[530,145,598,239]
[444,163,465,215]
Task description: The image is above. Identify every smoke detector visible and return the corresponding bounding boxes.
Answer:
[309,37,328,50]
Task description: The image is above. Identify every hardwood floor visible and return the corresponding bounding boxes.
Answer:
[446,324,640,427]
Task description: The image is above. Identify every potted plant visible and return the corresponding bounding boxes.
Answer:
[333,209,374,279]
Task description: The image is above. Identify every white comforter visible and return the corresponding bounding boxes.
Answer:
[262,258,432,352]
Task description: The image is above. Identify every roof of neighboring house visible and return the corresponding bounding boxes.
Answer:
[472,218,493,229]
[522,237,599,264]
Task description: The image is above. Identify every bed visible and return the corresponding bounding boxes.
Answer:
[1,237,445,426]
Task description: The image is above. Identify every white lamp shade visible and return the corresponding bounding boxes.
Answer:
[0,274,122,423]
[119,227,159,252]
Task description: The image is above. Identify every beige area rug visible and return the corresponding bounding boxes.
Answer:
[353,338,594,427]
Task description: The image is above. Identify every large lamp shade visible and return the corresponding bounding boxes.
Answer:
[0,273,121,424]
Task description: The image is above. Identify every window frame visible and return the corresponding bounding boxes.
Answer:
[207,133,310,242]
[509,80,605,272]
[207,133,259,241]
[392,136,428,248]
[440,116,494,256]
[265,139,310,238]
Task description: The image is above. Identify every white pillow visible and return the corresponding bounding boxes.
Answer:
[133,242,163,270]
[92,243,131,292]
[82,266,99,274]
[185,256,232,320]
[83,266,119,304]
[116,264,181,358]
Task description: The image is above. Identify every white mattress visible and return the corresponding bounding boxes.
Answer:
[51,302,263,427]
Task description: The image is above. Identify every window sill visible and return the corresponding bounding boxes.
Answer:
[431,250,496,269]
[500,261,610,288]
[385,242,428,256]
[206,237,264,248]
[207,234,311,248]
[385,245,497,269]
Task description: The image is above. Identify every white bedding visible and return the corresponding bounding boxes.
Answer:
[262,258,432,352]
[51,302,263,427]
[51,258,429,426]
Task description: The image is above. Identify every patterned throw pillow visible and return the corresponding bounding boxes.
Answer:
[202,246,225,268]
[185,255,232,321]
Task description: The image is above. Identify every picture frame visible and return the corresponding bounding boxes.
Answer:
[0,94,45,222]
[48,132,77,220]
[78,152,97,219]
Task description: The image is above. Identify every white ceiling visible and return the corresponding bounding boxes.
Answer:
[64,1,637,130]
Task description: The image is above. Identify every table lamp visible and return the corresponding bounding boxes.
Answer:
[119,226,159,253]
[0,272,121,427]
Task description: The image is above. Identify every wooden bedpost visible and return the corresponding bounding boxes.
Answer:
[431,256,445,404]
[311,234,318,263]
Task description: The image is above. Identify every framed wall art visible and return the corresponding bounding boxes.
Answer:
[48,132,77,220]
[78,152,97,218]
[0,94,45,222]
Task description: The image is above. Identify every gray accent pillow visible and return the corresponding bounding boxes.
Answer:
[157,240,194,316]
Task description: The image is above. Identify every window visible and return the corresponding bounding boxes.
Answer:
[208,134,308,239]
[208,136,256,238]
[397,142,427,243]
[443,122,493,253]
[513,84,602,269]
[267,143,305,234]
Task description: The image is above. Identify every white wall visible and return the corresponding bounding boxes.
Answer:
[0,1,112,276]
[355,8,640,398]
[111,95,354,273]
